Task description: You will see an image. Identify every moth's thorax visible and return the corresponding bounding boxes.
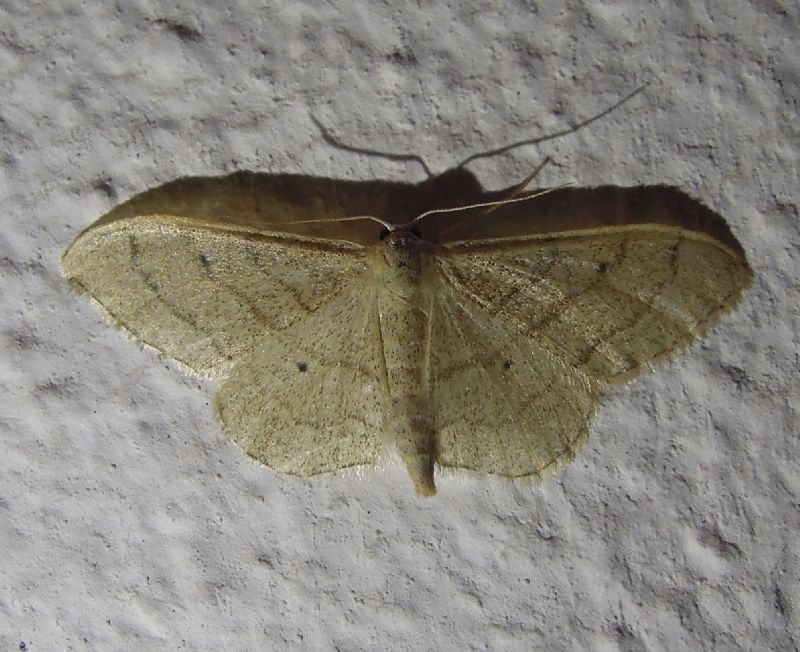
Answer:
[376,229,433,382]
[379,230,434,293]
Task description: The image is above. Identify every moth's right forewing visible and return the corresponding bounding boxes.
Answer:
[434,225,752,385]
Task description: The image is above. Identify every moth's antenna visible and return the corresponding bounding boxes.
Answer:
[483,157,552,214]
[420,157,552,240]
[407,186,569,235]
[310,114,434,178]
[455,83,649,169]
[423,184,573,241]
[269,214,393,230]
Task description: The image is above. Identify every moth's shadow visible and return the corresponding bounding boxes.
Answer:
[94,169,746,256]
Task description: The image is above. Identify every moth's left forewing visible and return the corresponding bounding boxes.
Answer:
[61,215,375,378]
[62,170,404,379]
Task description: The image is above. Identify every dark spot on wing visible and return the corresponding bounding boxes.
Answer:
[129,235,142,265]
[597,261,608,274]
[199,253,212,272]
[667,238,684,268]
[297,361,308,373]
[502,359,513,370]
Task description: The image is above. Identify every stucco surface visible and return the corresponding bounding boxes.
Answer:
[1,2,797,649]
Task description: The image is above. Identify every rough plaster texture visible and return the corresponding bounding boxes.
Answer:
[1,1,797,650]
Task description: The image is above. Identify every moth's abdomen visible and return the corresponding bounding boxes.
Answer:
[387,396,436,497]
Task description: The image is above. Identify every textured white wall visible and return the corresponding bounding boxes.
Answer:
[1,1,797,649]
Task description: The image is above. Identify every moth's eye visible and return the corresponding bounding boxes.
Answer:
[379,227,391,241]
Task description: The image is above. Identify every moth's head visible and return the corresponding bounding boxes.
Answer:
[378,224,435,269]
[379,223,423,244]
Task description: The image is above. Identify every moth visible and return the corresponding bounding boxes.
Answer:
[62,166,752,496]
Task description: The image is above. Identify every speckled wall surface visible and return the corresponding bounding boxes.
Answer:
[1,2,797,649]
